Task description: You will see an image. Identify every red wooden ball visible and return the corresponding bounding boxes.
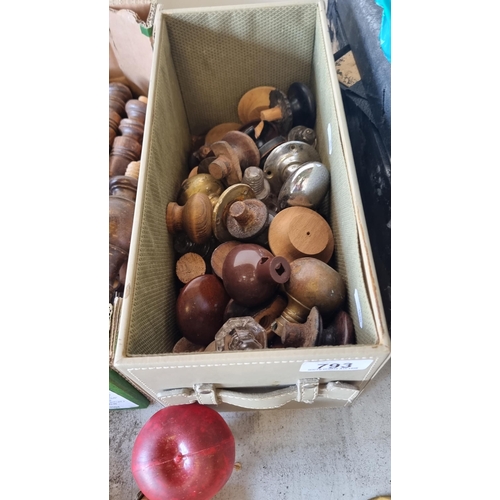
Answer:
[131,404,236,500]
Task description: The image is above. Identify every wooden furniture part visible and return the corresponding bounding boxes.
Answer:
[109,81,133,103]
[176,274,230,346]
[109,94,127,117]
[109,173,138,299]
[175,252,207,284]
[237,86,275,124]
[125,96,148,125]
[209,131,260,186]
[109,135,142,177]
[118,118,144,144]
[277,161,330,211]
[166,192,213,245]
[271,257,346,338]
[221,243,291,308]
[205,122,241,146]
[109,109,121,148]
[268,206,334,263]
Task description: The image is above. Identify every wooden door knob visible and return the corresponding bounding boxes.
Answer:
[205,122,241,146]
[237,86,275,124]
[268,206,334,263]
[166,192,213,244]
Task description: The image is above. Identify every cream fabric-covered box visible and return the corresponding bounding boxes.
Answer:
[113,0,390,411]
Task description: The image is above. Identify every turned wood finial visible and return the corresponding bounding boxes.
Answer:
[109,136,142,177]
[125,99,147,125]
[166,192,213,244]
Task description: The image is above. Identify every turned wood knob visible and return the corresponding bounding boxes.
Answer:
[210,241,242,279]
[221,243,291,307]
[109,136,142,177]
[176,275,230,346]
[166,192,213,244]
[237,86,275,124]
[205,122,241,146]
[268,206,334,263]
[209,131,260,185]
[125,98,147,125]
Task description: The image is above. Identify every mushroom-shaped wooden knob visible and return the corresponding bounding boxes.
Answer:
[237,86,275,124]
[176,274,230,346]
[125,97,147,125]
[109,136,142,177]
[205,123,241,146]
[209,131,260,186]
[109,174,138,298]
[221,243,291,308]
[271,257,346,337]
[226,199,270,242]
[268,206,334,263]
[166,192,213,245]
[177,173,225,208]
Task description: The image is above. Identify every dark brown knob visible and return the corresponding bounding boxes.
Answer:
[221,243,291,307]
[176,274,230,346]
[317,310,355,346]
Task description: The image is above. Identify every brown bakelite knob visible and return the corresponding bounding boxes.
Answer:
[278,257,346,326]
[221,243,291,307]
[176,275,230,346]
[268,206,334,263]
[166,192,213,245]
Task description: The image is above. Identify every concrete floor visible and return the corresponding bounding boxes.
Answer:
[109,358,391,499]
